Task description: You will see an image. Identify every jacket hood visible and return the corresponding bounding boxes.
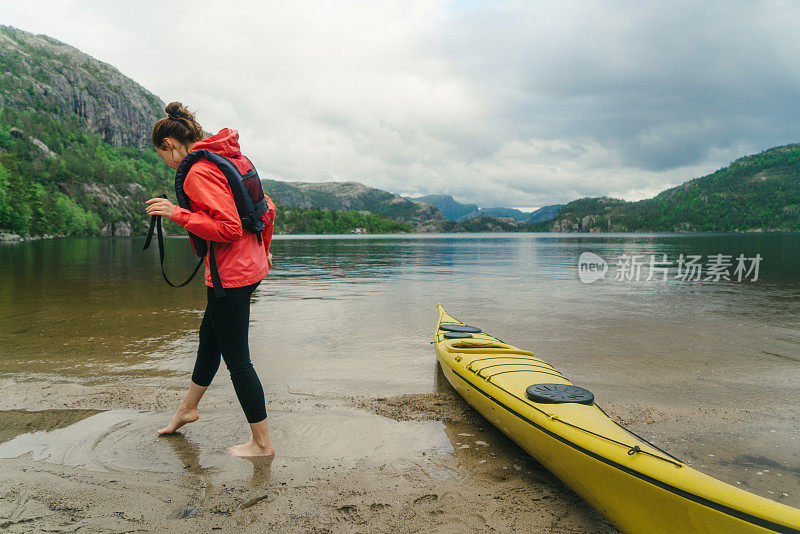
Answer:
[190,128,241,158]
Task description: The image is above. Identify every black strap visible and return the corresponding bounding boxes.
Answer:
[208,242,226,298]
[241,197,269,231]
[143,210,204,288]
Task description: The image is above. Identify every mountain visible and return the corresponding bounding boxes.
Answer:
[0,26,162,147]
[406,194,477,221]
[456,205,564,222]
[263,179,442,223]
[527,204,563,223]
[0,26,175,237]
[407,195,564,224]
[416,216,542,233]
[546,145,800,232]
[457,206,530,222]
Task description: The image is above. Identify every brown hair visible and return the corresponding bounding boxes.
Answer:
[151,102,204,149]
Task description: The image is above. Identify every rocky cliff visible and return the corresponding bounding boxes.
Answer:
[0,25,163,148]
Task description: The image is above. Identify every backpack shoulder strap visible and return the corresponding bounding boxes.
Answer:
[177,149,256,220]
[174,150,207,210]
[240,155,259,180]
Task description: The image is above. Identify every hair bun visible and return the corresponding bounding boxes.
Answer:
[165,101,192,121]
[153,101,205,148]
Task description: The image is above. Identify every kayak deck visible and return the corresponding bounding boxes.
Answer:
[440,337,680,466]
[434,304,800,534]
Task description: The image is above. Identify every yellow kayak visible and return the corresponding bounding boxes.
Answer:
[434,304,800,534]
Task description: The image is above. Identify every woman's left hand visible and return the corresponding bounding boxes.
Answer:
[145,198,175,220]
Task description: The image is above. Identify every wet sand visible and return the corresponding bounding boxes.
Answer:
[3,368,799,533]
[0,375,618,533]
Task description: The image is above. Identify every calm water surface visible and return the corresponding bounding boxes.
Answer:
[1,233,799,504]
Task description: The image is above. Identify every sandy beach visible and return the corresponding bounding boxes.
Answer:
[0,375,619,533]
[2,362,798,532]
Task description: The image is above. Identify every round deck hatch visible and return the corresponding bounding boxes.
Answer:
[439,324,481,333]
[526,384,594,405]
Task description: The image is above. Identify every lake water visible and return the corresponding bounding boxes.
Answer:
[1,233,799,507]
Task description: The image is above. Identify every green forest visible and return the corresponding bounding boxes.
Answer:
[0,107,174,236]
[274,205,412,234]
[546,144,800,232]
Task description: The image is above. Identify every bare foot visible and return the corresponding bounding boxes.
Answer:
[229,441,275,457]
[157,408,199,435]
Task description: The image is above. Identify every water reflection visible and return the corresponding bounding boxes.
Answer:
[1,233,798,383]
[0,238,205,376]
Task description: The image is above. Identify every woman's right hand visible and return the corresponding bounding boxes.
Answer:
[268,253,273,269]
[145,197,175,220]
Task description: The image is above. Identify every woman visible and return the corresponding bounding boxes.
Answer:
[145,102,275,457]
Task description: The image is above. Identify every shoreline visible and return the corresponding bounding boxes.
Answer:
[2,368,798,531]
[0,232,62,242]
[4,229,800,243]
[0,375,618,533]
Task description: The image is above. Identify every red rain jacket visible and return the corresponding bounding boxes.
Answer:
[170,128,276,289]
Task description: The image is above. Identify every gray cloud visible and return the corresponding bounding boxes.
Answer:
[439,1,800,173]
[3,1,798,208]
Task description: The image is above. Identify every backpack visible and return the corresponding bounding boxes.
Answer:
[143,150,271,298]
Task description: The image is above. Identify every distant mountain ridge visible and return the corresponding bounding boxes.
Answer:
[270,186,565,226]
[407,194,477,220]
[457,205,564,223]
[263,179,443,223]
[527,204,564,223]
[406,194,563,223]
[546,144,800,232]
[457,206,529,221]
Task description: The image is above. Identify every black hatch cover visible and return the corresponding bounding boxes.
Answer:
[526,383,594,405]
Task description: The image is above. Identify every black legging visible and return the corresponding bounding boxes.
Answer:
[191,280,267,423]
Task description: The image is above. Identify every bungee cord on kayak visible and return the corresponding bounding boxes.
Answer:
[464,357,684,467]
[594,404,685,465]
[436,317,686,466]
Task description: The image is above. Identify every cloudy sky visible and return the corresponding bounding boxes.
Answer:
[4,1,799,209]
